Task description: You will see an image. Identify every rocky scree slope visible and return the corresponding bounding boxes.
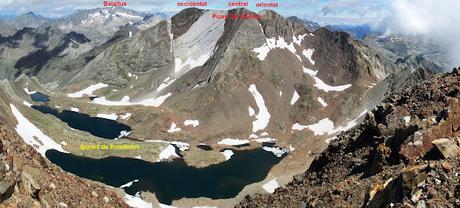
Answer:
[0,125,128,207]
[237,68,460,207]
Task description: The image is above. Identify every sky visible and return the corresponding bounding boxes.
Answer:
[0,0,392,25]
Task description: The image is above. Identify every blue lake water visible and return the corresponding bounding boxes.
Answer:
[46,148,283,205]
[30,92,50,102]
[32,105,132,139]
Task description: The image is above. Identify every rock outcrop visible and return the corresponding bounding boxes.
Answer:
[237,68,460,207]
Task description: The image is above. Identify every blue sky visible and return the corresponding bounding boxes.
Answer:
[0,0,392,25]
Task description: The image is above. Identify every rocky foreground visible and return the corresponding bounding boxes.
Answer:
[0,125,128,207]
[238,68,460,208]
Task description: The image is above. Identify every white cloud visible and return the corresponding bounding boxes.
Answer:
[0,0,13,7]
[389,0,460,67]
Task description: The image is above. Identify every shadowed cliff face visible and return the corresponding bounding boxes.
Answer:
[237,68,460,208]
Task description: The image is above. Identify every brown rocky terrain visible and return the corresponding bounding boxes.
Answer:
[237,68,460,207]
[0,124,128,208]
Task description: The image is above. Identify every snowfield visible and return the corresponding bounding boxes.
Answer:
[124,193,153,208]
[253,37,297,61]
[262,146,289,157]
[292,109,368,136]
[67,83,108,98]
[302,48,316,65]
[221,149,234,160]
[317,97,328,107]
[254,137,277,143]
[290,90,300,105]
[302,67,352,92]
[184,120,200,127]
[218,138,250,146]
[302,67,318,76]
[92,92,172,107]
[293,34,307,46]
[120,179,139,188]
[313,76,352,92]
[260,132,269,137]
[248,106,255,117]
[23,87,36,95]
[155,77,176,93]
[96,113,118,120]
[120,112,132,120]
[158,145,179,161]
[70,107,80,112]
[23,101,32,107]
[262,178,279,193]
[10,104,66,157]
[167,123,181,133]
[248,84,271,132]
[145,140,189,153]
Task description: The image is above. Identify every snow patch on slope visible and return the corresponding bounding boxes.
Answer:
[290,90,300,105]
[158,145,179,161]
[155,77,175,93]
[23,88,36,95]
[23,101,32,107]
[317,97,328,107]
[10,104,66,157]
[167,123,181,133]
[92,93,172,107]
[248,106,255,117]
[120,179,139,188]
[262,146,289,157]
[293,34,307,46]
[67,83,108,98]
[302,67,318,76]
[218,138,250,146]
[120,112,132,120]
[184,120,199,127]
[302,48,315,65]
[248,84,271,132]
[96,113,118,120]
[262,178,279,193]
[145,140,189,151]
[221,150,234,160]
[253,37,297,61]
[292,109,368,135]
[302,67,352,92]
[124,193,153,208]
[313,76,352,92]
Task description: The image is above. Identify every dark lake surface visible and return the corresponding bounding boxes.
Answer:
[46,148,283,205]
[30,92,50,102]
[32,105,131,139]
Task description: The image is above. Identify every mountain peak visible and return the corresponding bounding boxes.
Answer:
[18,11,46,19]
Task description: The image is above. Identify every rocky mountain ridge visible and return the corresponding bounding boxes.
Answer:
[237,68,460,207]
